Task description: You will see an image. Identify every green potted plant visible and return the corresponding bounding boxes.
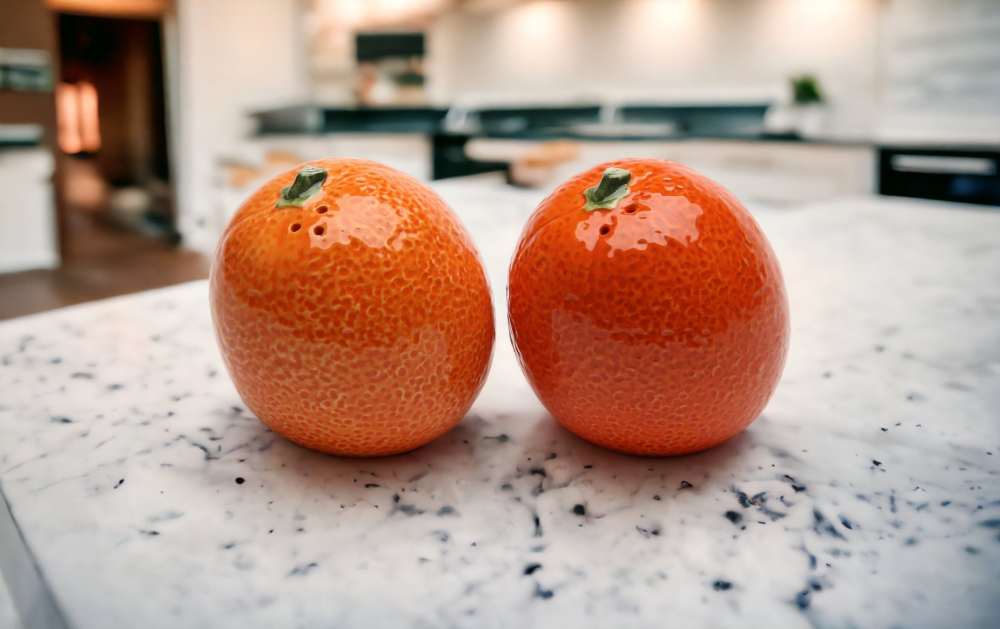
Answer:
[764,74,827,138]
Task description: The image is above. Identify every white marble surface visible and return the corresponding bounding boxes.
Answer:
[0,575,22,629]
[1,179,999,629]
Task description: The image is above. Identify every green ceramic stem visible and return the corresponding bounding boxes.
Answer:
[583,167,632,211]
[277,166,328,208]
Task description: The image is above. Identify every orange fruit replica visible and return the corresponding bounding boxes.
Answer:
[210,159,494,456]
[508,159,789,456]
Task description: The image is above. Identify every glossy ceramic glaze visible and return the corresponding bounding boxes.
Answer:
[210,158,494,456]
[508,159,789,456]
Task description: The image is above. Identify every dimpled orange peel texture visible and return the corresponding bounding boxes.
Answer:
[508,159,789,456]
[210,158,495,456]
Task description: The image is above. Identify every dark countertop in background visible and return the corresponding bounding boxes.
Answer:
[0,123,44,148]
[248,104,1000,206]
[250,103,808,143]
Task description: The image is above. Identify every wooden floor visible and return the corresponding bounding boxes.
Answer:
[0,207,209,321]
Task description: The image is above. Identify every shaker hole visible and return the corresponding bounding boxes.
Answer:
[289,223,301,232]
[599,225,611,236]
[316,206,328,214]
[313,225,326,236]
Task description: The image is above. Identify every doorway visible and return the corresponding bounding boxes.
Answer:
[57,12,175,248]
[0,7,208,321]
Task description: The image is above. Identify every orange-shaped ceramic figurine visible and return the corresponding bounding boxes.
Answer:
[508,159,789,456]
[210,159,494,456]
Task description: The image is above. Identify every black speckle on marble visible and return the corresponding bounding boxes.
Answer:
[418,557,430,563]
[725,511,742,524]
[70,372,93,379]
[572,504,586,516]
[890,494,898,513]
[796,589,811,609]
[875,345,885,352]
[148,510,183,523]
[107,384,124,391]
[881,427,888,432]
[965,546,981,554]
[905,538,919,546]
[534,515,543,537]
[873,460,882,466]
[976,519,1000,529]
[534,584,554,599]
[235,477,245,485]
[485,434,509,442]
[437,506,457,516]
[529,467,546,477]
[737,491,755,508]
[397,504,424,516]
[548,453,557,459]
[679,481,693,489]
[792,485,806,493]
[51,416,73,424]
[583,465,593,469]
[653,495,661,501]
[392,493,400,502]
[184,440,215,460]
[365,483,380,488]
[500,483,513,490]
[807,552,817,569]
[713,581,732,591]
[222,542,237,549]
[524,563,542,575]
[138,530,159,536]
[813,509,847,540]
[839,516,854,530]
[288,562,318,576]
[759,506,787,522]
[434,531,450,543]
[113,479,125,489]
[941,500,951,506]
[531,545,545,552]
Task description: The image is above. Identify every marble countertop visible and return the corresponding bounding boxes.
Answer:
[1,180,998,629]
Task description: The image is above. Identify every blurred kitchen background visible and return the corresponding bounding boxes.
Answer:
[0,0,998,320]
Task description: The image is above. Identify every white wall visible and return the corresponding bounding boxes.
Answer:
[877,0,1000,144]
[170,0,308,255]
[0,148,58,274]
[167,0,1000,253]
[427,0,883,139]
